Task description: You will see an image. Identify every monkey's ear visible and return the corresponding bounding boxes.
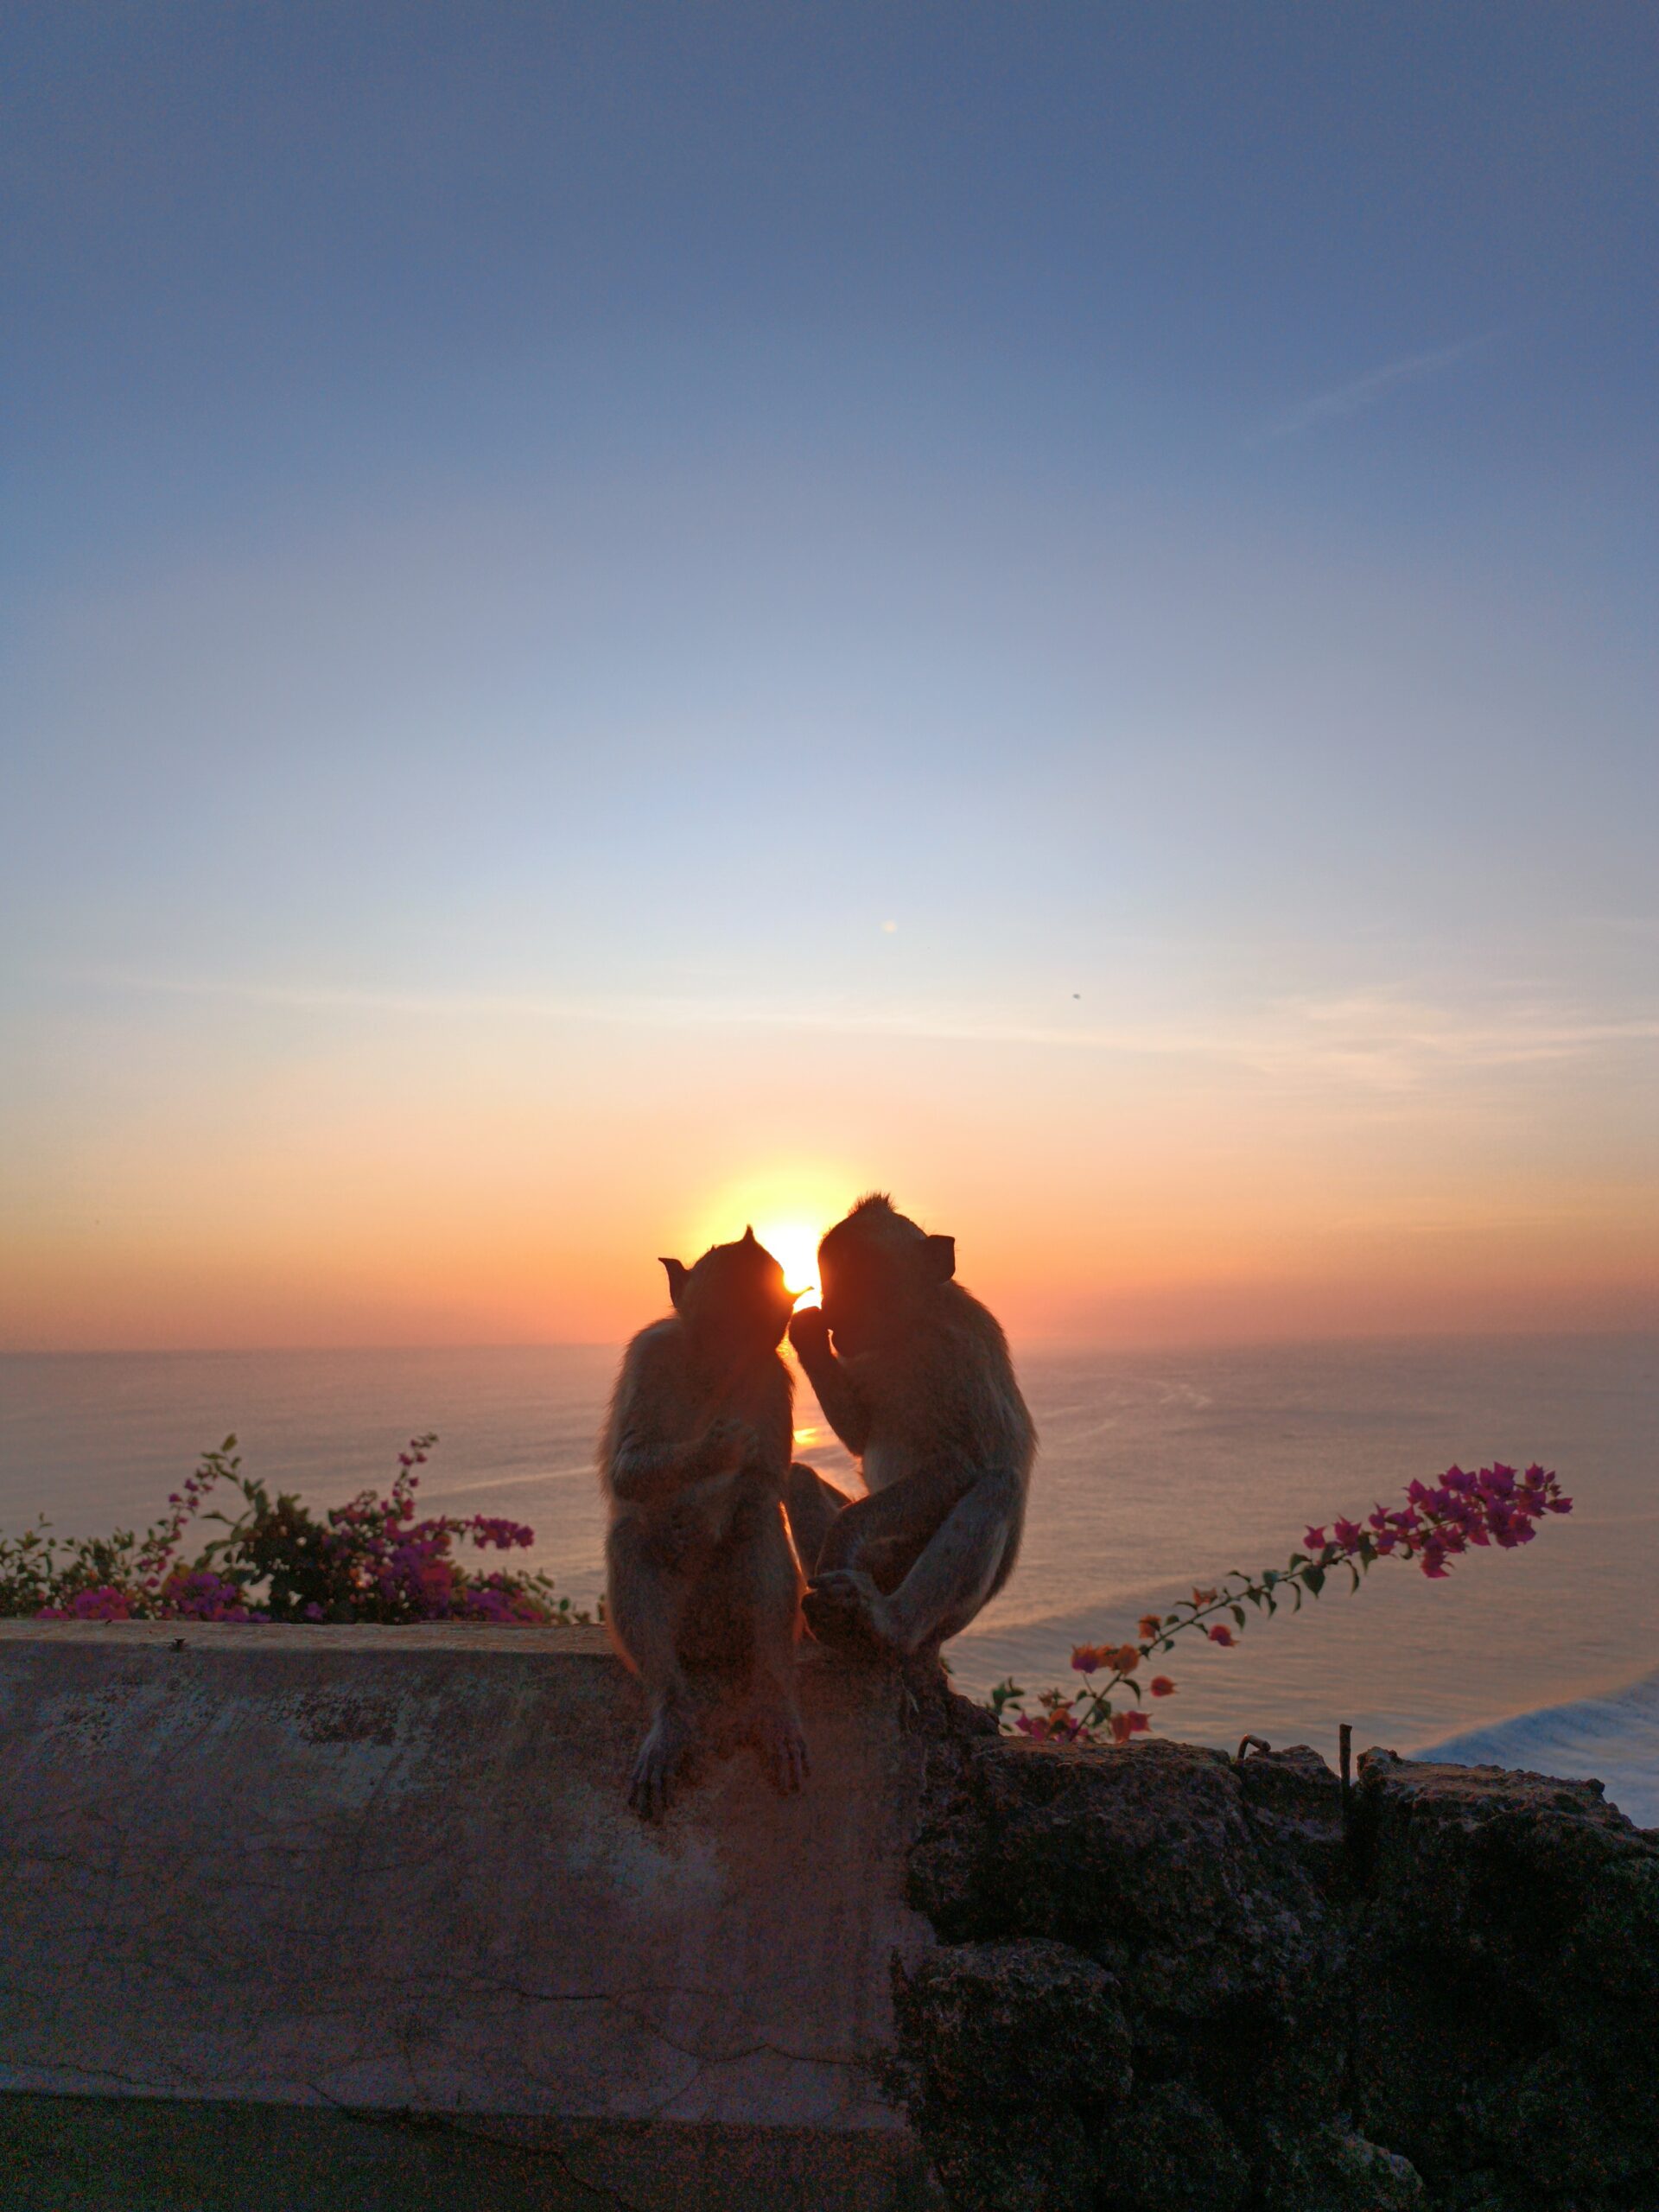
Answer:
[659,1257,690,1307]
[923,1234,957,1282]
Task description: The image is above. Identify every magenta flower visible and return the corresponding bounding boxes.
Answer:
[994,1459,1572,1750]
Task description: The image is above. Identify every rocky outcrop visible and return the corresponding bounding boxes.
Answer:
[892,1694,1659,2212]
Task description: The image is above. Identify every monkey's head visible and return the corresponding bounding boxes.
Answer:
[817,1193,956,1352]
[659,1228,796,1353]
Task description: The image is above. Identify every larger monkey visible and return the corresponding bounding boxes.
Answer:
[602,1229,809,1815]
[785,1195,1035,1662]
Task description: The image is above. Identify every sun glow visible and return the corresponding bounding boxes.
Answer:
[684,1165,848,1313]
[753,1220,822,1306]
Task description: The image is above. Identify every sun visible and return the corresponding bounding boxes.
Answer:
[684,1165,846,1311]
[752,1220,822,1306]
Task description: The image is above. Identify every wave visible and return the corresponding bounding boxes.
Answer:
[1416,1668,1659,1831]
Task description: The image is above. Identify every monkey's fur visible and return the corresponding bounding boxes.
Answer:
[786,1194,1034,1663]
[601,1229,810,1816]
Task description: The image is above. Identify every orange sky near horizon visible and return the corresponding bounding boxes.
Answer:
[5,991,1654,1353]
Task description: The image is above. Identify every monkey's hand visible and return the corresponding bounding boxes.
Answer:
[804,1569,905,1660]
[690,1416,757,1479]
[787,1306,832,1360]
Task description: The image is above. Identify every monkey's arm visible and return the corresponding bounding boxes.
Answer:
[787,1309,873,1456]
[610,1423,747,1506]
[607,1336,749,1506]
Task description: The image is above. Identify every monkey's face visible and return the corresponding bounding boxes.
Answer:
[663,1230,796,1352]
[818,1200,956,1351]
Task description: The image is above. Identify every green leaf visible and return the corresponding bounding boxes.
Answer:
[1304,1564,1325,1595]
[1230,1604,1246,1627]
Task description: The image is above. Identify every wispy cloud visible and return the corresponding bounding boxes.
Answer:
[1253,333,1498,444]
[70,969,1659,1090]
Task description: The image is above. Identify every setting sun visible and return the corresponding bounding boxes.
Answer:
[753,1221,822,1306]
[683,1167,848,1314]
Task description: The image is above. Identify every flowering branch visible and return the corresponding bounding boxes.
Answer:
[10,1435,599,1627]
[988,1462,1573,1747]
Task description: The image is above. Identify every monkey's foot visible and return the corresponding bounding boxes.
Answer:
[627,1708,694,1820]
[749,1694,810,1795]
[803,1569,905,1660]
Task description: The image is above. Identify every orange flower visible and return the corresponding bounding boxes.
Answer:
[1149,1676,1176,1696]
[1138,1614,1163,1640]
[1192,1586,1219,1606]
[1110,1643,1141,1674]
[1109,1711,1151,1745]
[1071,1643,1109,1674]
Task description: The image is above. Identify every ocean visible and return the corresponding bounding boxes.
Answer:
[2,1333,1655,1825]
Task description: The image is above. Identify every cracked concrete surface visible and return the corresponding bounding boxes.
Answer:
[0,1624,936,2141]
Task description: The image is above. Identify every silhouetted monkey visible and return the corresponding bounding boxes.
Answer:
[785,1195,1034,1663]
[602,1229,810,1815]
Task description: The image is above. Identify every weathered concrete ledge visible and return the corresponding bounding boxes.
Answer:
[7,1624,1658,2211]
[0,1622,942,2210]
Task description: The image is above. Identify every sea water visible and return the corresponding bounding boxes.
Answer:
[2,1334,1654,1823]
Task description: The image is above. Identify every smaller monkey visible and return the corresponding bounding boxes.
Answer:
[785,1195,1035,1664]
[602,1229,810,1816]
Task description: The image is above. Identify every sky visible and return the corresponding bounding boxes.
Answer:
[3,3,1656,1351]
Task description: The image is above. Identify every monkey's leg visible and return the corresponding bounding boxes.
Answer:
[606,1519,700,1817]
[810,1471,1023,1659]
[783,1462,855,1577]
[741,1501,810,1795]
[803,1477,945,1655]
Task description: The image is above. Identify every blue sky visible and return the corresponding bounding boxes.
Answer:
[3,4,1656,1346]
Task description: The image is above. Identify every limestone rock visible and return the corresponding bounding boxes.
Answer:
[892,1936,1130,2111]
[908,1736,1336,2022]
[1262,2120,1423,2209]
[1096,2080,1250,2210]
[918,2103,1096,2212]
[900,1730,1659,2212]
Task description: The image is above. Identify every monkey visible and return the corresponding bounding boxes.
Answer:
[784,1194,1034,1665]
[601,1228,810,1816]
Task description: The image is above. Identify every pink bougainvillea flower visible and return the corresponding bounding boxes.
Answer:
[1000,1458,1569,1751]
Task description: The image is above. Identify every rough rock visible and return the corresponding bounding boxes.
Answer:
[1351,1751,1659,2199]
[918,2105,1097,2212]
[1261,2120,1423,2209]
[908,1735,1338,2021]
[892,1937,1130,2112]
[1096,2081,1251,2210]
[896,1719,1659,2212]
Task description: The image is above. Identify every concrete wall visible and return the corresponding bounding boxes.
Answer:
[0,1622,942,2209]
